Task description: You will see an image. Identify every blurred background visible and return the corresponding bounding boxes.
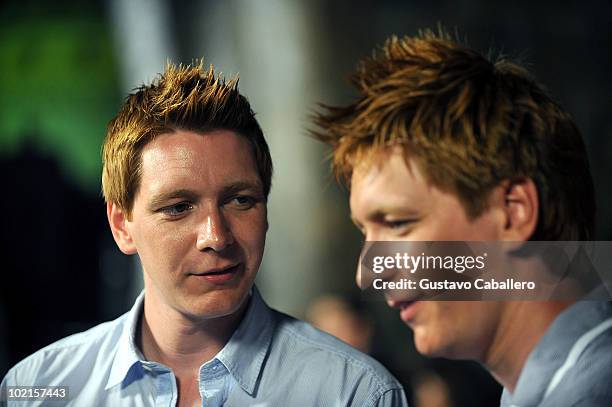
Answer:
[1,0,610,405]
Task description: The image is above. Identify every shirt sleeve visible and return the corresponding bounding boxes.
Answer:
[1,369,13,407]
[370,387,409,407]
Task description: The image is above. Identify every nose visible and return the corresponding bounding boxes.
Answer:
[355,231,374,290]
[356,257,381,291]
[196,207,234,252]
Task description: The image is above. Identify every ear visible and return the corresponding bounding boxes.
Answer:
[500,178,539,241]
[107,202,137,255]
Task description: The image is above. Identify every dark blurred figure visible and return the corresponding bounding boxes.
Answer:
[0,143,112,378]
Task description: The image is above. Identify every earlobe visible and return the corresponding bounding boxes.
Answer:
[107,203,137,255]
[501,178,539,241]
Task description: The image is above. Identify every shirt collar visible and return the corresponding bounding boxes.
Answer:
[104,286,275,395]
[105,291,147,390]
[215,286,275,395]
[502,301,612,406]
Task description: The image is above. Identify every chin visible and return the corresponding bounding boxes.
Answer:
[413,329,447,358]
[184,290,250,320]
[415,335,467,361]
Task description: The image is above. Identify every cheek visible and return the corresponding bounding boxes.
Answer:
[232,211,268,248]
[421,214,499,241]
[221,213,268,274]
[410,219,461,240]
[133,224,193,270]
[246,225,268,264]
[470,214,503,240]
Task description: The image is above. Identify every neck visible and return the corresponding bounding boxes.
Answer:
[484,301,572,392]
[137,289,249,373]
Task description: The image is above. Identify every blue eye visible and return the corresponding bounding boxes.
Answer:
[229,195,256,210]
[161,202,193,217]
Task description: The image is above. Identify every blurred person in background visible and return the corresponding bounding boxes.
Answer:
[306,293,374,353]
[1,62,407,407]
[411,371,452,407]
[313,30,612,406]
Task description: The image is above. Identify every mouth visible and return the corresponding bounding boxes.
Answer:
[190,264,242,283]
[387,299,420,324]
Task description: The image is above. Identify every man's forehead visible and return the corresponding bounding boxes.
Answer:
[143,134,194,159]
[136,129,263,195]
[140,143,196,175]
[350,142,411,170]
[348,146,439,215]
[350,146,424,189]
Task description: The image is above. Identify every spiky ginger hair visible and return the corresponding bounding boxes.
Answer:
[102,61,272,216]
[313,30,594,240]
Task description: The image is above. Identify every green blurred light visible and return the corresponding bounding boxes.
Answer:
[0,16,120,192]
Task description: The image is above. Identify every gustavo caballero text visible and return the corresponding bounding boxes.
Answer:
[373,278,536,290]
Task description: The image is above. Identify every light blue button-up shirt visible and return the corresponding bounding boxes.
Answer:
[1,287,407,406]
[500,301,612,407]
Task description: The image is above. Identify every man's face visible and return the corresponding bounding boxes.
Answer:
[350,147,505,359]
[120,129,267,320]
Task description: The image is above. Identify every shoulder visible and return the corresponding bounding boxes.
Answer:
[3,313,127,386]
[270,310,402,392]
[572,329,612,394]
[546,319,612,406]
[571,316,612,387]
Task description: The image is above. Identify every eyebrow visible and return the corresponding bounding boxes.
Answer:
[221,180,264,198]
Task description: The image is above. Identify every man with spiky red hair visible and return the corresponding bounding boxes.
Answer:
[314,31,611,406]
